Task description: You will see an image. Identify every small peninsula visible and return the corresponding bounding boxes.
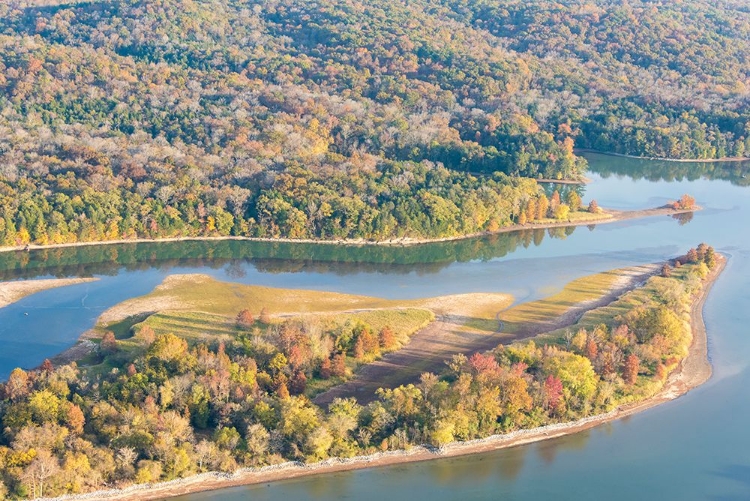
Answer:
[0,278,98,309]
[0,198,699,254]
[0,245,723,500]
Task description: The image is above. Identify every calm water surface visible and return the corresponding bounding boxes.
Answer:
[2,154,749,499]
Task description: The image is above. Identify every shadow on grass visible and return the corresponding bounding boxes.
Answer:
[145,312,240,340]
[106,312,153,340]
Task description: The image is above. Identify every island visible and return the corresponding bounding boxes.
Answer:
[0,244,722,500]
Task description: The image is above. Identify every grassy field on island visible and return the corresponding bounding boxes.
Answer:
[498,268,637,334]
[88,275,514,389]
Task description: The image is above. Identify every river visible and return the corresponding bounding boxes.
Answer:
[1,153,749,499]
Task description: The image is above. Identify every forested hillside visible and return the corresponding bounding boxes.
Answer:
[0,0,747,244]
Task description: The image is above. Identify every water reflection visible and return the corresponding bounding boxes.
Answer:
[0,211,700,283]
[10,154,744,501]
[585,153,750,186]
[0,228,574,281]
[535,429,592,465]
[26,155,750,501]
[495,445,528,482]
[294,471,355,499]
[672,212,694,225]
[6,152,733,283]
[430,444,528,485]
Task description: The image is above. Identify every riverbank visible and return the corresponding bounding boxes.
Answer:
[576,149,750,163]
[0,277,98,309]
[39,255,725,501]
[536,177,591,185]
[0,205,698,255]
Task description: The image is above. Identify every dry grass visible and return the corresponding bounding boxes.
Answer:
[131,308,435,350]
[499,269,625,333]
[578,266,693,328]
[95,275,513,354]
[411,293,514,318]
[100,274,409,324]
[534,265,697,346]
[324,309,435,339]
[89,265,669,405]
[140,311,238,341]
[99,274,513,327]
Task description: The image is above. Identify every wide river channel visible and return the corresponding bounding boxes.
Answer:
[1,153,749,500]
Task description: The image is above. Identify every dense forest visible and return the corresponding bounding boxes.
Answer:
[0,246,717,498]
[0,0,746,244]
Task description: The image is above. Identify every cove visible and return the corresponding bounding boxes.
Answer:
[171,154,750,501]
[1,153,749,499]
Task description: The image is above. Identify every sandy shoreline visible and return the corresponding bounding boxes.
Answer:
[38,255,725,501]
[0,277,98,309]
[536,176,591,185]
[0,205,697,255]
[576,148,750,163]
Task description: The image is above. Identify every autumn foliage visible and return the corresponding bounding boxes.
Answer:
[623,354,640,385]
[0,250,715,497]
[236,309,254,327]
[100,331,118,354]
[259,307,271,324]
[544,375,564,412]
[379,327,397,350]
[671,194,696,210]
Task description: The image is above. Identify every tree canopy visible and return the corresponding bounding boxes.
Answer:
[0,0,746,245]
[0,251,718,497]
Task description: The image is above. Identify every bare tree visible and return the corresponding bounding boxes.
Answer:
[194,440,218,471]
[22,450,60,498]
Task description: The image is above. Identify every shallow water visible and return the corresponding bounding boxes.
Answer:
[2,153,750,499]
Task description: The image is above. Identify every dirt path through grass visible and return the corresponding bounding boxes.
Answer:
[315,264,661,406]
[314,314,510,406]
